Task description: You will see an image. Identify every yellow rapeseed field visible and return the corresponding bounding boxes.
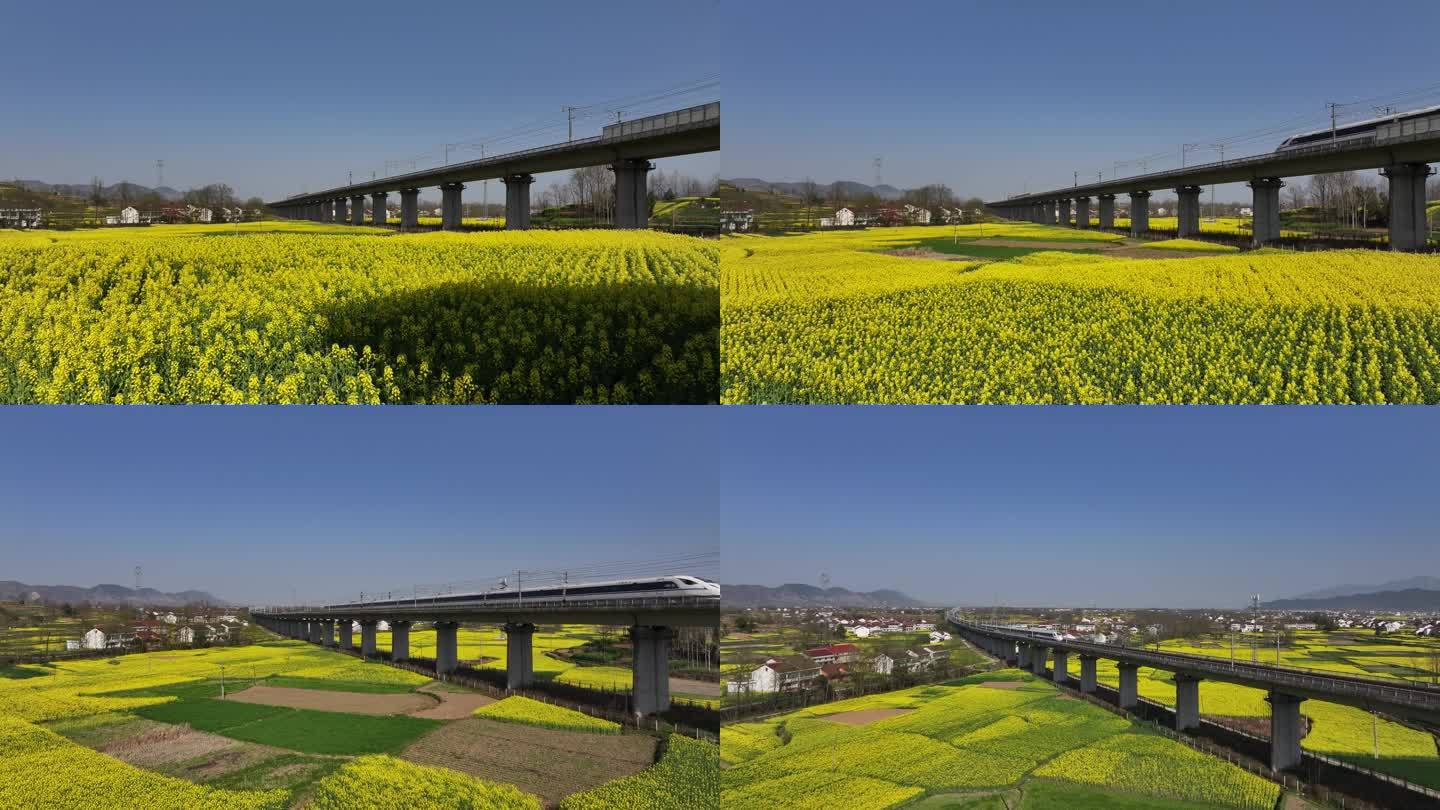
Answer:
[722,225,1440,403]
[0,228,718,403]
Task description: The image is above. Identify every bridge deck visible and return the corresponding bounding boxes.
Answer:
[952,615,1440,724]
[256,595,719,628]
[988,129,1440,205]
[269,103,719,208]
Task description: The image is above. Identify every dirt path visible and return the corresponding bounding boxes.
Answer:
[410,682,496,719]
[227,684,437,715]
[670,677,720,697]
[821,707,913,725]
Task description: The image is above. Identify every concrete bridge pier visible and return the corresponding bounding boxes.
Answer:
[1174,674,1201,731]
[1079,655,1098,693]
[359,620,377,658]
[1031,646,1048,676]
[1056,199,1071,227]
[632,625,675,716]
[390,620,411,661]
[400,188,420,230]
[1249,178,1284,245]
[1117,662,1139,709]
[350,195,366,226]
[334,198,348,224]
[323,620,337,647]
[319,202,333,223]
[309,621,323,645]
[504,173,534,230]
[503,622,536,688]
[371,192,388,226]
[1042,201,1055,224]
[435,621,459,674]
[1051,649,1069,683]
[1017,642,1031,669]
[1176,186,1202,237]
[1383,162,1436,251]
[1073,196,1091,229]
[339,620,353,650]
[613,159,655,229]
[1267,690,1305,771]
[1129,191,1150,236]
[1098,194,1116,230]
[440,183,465,231]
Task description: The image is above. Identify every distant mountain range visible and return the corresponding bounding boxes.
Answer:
[1288,576,1440,600]
[7,180,184,202]
[0,581,227,607]
[1261,588,1440,611]
[726,178,906,201]
[725,583,928,609]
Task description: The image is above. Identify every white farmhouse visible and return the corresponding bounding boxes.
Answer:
[162,613,178,625]
[120,206,140,224]
[834,207,855,226]
[748,657,822,693]
[177,626,196,644]
[82,627,106,650]
[871,652,894,675]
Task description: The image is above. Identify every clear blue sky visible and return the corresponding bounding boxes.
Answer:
[725,0,1440,202]
[719,408,1440,609]
[2,0,719,201]
[0,408,718,605]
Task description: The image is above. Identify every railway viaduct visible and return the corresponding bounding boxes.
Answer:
[950,613,1440,773]
[254,593,717,717]
[263,102,718,231]
[986,112,1440,251]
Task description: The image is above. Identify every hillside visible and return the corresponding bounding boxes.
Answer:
[1290,576,1440,600]
[0,580,227,607]
[725,583,928,609]
[727,177,904,200]
[8,179,182,201]
[1261,588,1440,611]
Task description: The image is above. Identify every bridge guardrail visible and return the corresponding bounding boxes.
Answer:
[950,613,1440,712]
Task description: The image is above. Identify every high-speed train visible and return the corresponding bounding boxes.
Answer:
[1276,104,1440,152]
[325,575,720,610]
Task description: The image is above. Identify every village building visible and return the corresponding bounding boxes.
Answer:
[748,656,823,693]
[803,643,859,666]
[82,627,106,650]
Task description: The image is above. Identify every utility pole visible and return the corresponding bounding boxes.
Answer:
[481,145,487,221]
[564,106,578,142]
[1073,171,1078,187]
[1181,143,1200,168]
[1327,102,1341,144]
[155,160,164,189]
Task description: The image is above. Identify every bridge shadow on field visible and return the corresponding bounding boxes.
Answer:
[321,277,719,404]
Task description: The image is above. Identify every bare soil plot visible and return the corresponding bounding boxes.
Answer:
[401,717,656,808]
[978,681,1027,690]
[822,707,914,725]
[410,682,496,719]
[100,722,238,769]
[227,684,436,715]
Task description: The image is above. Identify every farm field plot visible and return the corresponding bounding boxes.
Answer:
[0,226,718,404]
[721,670,1281,809]
[722,224,1440,404]
[399,715,657,806]
[0,639,711,808]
